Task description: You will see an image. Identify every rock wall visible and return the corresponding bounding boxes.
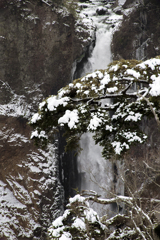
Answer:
[111,0,160,231]
[0,1,94,239]
[111,0,160,60]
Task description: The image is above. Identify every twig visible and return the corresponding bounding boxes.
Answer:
[42,0,51,6]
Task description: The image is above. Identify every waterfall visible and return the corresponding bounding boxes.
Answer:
[118,0,126,5]
[80,27,112,75]
[76,0,124,216]
[79,0,112,75]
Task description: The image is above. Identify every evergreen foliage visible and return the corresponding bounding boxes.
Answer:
[47,191,160,240]
[47,194,107,239]
[30,56,160,159]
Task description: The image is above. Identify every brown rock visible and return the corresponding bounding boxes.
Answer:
[0,1,94,238]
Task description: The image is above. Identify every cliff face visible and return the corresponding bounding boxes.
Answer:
[111,0,160,231]
[111,0,160,60]
[0,1,94,239]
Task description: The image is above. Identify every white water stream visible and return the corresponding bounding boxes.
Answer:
[77,0,124,216]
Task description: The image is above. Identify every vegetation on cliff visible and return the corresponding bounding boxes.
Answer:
[47,188,160,239]
[30,56,160,159]
[0,0,95,238]
[48,194,107,239]
[29,56,160,239]
[112,0,160,60]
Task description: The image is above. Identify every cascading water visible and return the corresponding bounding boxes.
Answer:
[76,0,124,216]
[79,0,112,75]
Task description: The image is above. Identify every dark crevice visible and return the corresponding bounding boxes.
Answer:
[58,130,80,206]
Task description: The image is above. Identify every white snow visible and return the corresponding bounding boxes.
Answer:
[0,128,29,147]
[107,86,118,93]
[150,75,160,96]
[69,194,86,204]
[100,73,111,86]
[125,112,142,122]
[0,94,32,118]
[84,90,90,95]
[39,101,46,110]
[0,142,62,238]
[47,96,70,111]
[84,208,98,223]
[96,71,104,79]
[112,141,130,155]
[109,64,119,72]
[112,141,123,155]
[34,190,41,195]
[123,131,142,143]
[119,0,126,5]
[31,130,48,139]
[29,165,41,173]
[30,112,41,123]
[106,125,113,132]
[138,58,160,71]
[81,71,100,82]
[0,180,34,239]
[125,69,140,79]
[48,193,107,239]
[53,216,63,228]
[88,114,102,130]
[59,232,72,240]
[72,218,85,230]
[58,109,79,129]
[75,82,82,88]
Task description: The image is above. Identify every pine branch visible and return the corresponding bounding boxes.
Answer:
[70,89,147,105]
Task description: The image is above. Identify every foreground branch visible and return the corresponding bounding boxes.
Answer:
[83,194,160,206]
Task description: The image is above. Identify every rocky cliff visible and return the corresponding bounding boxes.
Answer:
[0,1,94,239]
[1,0,160,238]
[111,0,160,234]
[112,0,160,60]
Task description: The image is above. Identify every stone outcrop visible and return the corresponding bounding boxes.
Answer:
[111,0,160,60]
[0,1,94,239]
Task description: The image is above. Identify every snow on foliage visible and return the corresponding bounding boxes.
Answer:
[30,56,160,159]
[150,75,160,96]
[48,194,107,240]
[48,192,160,240]
[47,96,70,111]
[58,109,79,129]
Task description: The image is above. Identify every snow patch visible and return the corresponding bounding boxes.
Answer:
[58,109,79,129]
[150,75,160,96]
[88,114,102,130]
[47,96,70,111]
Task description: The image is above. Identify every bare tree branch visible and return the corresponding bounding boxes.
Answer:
[41,0,51,6]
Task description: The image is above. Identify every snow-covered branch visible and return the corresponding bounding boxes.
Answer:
[47,191,159,240]
[85,194,160,206]
[70,88,148,104]
[86,195,133,205]
[30,56,160,158]
[41,0,51,6]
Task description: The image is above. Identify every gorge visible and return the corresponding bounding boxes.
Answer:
[0,0,160,239]
[75,0,124,217]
